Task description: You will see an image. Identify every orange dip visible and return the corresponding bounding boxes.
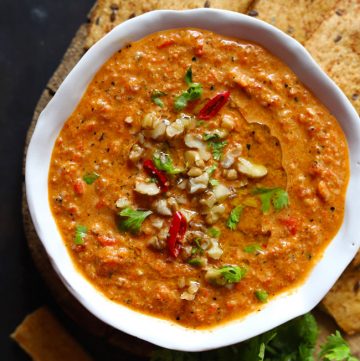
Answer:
[48,28,349,328]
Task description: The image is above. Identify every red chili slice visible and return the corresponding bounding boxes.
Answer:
[143,159,169,192]
[167,211,187,258]
[198,91,231,120]
[157,39,175,49]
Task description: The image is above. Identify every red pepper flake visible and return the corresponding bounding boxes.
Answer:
[157,39,175,49]
[167,211,187,258]
[198,91,231,120]
[95,199,106,209]
[73,179,85,195]
[280,217,298,235]
[73,244,86,253]
[143,159,169,192]
[97,235,117,246]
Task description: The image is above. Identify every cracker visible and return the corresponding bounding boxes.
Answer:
[85,0,254,48]
[249,0,339,43]
[322,266,360,335]
[11,307,93,361]
[305,0,360,114]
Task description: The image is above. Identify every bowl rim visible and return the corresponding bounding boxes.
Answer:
[25,8,360,351]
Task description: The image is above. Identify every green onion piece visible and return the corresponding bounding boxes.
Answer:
[209,178,220,186]
[151,90,166,108]
[206,164,217,176]
[83,172,99,185]
[74,225,87,245]
[184,67,193,86]
[244,244,262,253]
[207,227,221,238]
[205,265,247,286]
[255,290,269,303]
[188,258,206,267]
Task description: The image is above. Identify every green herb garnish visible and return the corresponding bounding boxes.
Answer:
[252,187,289,213]
[74,225,87,245]
[153,152,183,174]
[203,133,227,160]
[184,67,193,86]
[174,67,203,111]
[255,290,269,303]
[150,313,358,361]
[83,172,99,185]
[191,238,204,255]
[209,178,220,186]
[226,205,244,230]
[320,331,358,361]
[206,265,247,286]
[210,140,227,160]
[244,244,262,253]
[151,90,166,108]
[207,227,221,238]
[188,258,205,267]
[118,207,152,234]
[206,164,217,176]
[203,133,220,141]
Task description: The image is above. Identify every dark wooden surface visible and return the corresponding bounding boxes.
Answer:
[0,1,143,359]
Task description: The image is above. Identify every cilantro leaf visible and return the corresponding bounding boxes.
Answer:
[209,140,227,160]
[191,238,204,255]
[153,152,183,174]
[118,207,152,234]
[226,205,244,230]
[207,227,221,238]
[149,313,325,361]
[244,244,262,253]
[174,67,203,111]
[203,133,220,141]
[151,90,166,108]
[83,172,99,185]
[252,187,289,213]
[74,225,87,245]
[255,290,268,303]
[319,331,358,361]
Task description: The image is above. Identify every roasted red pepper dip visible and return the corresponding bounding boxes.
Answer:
[48,29,349,328]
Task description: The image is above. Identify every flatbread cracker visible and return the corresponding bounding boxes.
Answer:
[11,307,93,361]
[305,0,360,114]
[85,0,254,48]
[322,266,360,335]
[249,0,339,43]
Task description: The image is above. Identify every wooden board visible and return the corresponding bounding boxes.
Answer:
[21,4,360,359]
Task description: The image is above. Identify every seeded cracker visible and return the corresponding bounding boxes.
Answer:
[305,0,360,114]
[11,307,93,361]
[85,0,255,49]
[249,0,340,44]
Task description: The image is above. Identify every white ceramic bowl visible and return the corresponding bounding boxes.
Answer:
[26,9,360,351]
